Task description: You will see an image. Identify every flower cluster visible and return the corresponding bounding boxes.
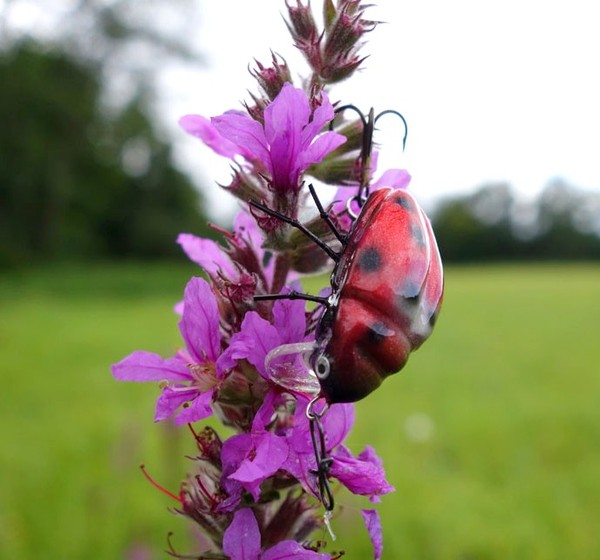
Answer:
[113,1,408,558]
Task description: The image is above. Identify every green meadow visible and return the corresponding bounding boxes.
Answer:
[1,263,599,559]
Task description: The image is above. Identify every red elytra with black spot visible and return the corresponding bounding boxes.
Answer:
[311,187,443,403]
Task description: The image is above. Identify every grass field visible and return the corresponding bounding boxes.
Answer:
[1,262,599,559]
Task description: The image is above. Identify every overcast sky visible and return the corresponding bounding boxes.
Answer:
[5,0,600,219]
[159,0,600,218]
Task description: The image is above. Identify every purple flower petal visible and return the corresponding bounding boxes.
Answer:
[372,168,411,189]
[296,131,346,174]
[264,83,310,147]
[280,400,319,494]
[222,508,261,560]
[272,296,307,345]
[262,541,330,560]
[358,445,384,468]
[173,390,213,425]
[330,449,395,497]
[218,311,280,377]
[112,351,190,383]
[221,434,253,498]
[154,386,199,422]
[322,403,355,450]
[282,446,318,496]
[251,389,280,432]
[177,233,237,278]
[361,509,383,560]
[179,114,240,159]
[178,277,221,364]
[229,432,289,501]
[233,211,263,249]
[212,111,271,170]
[300,93,335,145]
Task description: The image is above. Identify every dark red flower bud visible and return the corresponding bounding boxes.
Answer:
[251,53,292,102]
[285,0,319,43]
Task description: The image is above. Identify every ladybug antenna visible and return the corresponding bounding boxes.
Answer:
[373,108,409,152]
[331,105,408,206]
[331,105,373,201]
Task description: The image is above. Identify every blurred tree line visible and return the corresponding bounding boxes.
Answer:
[2,2,599,268]
[431,180,600,262]
[0,1,212,268]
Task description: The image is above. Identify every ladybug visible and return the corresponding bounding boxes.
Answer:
[251,108,443,404]
[310,186,443,403]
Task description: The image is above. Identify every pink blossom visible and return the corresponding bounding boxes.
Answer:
[180,83,346,192]
[112,277,223,424]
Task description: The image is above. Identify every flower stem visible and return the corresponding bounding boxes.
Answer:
[271,252,292,294]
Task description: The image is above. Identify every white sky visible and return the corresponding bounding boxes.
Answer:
[5,0,600,219]
[160,0,600,218]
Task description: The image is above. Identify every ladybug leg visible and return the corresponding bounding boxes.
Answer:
[248,199,340,263]
[306,397,335,514]
[306,184,346,244]
[254,290,330,307]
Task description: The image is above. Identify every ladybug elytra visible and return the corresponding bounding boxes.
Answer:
[310,186,443,403]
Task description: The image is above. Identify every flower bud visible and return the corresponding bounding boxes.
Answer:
[285,0,319,43]
[320,1,377,83]
[308,155,361,185]
[251,53,292,102]
[224,167,267,203]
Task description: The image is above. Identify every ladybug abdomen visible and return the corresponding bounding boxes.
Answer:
[319,296,411,403]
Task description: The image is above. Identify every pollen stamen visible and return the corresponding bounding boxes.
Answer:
[140,464,182,503]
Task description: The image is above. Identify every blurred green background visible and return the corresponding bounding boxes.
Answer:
[2,1,600,559]
[1,263,599,559]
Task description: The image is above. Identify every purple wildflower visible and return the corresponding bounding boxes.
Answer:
[283,399,393,502]
[177,210,280,307]
[220,430,289,506]
[112,277,223,425]
[223,508,329,560]
[179,83,346,192]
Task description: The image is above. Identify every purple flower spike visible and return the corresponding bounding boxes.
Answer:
[180,83,346,192]
[223,508,330,560]
[111,277,223,425]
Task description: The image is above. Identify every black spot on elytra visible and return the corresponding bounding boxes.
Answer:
[403,293,420,305]
[394,195,413,211]
[358,247,381,272]
[411,223,426,247]
[401,280,421,301]
[365,321,390,344]
[429,309,439,327]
